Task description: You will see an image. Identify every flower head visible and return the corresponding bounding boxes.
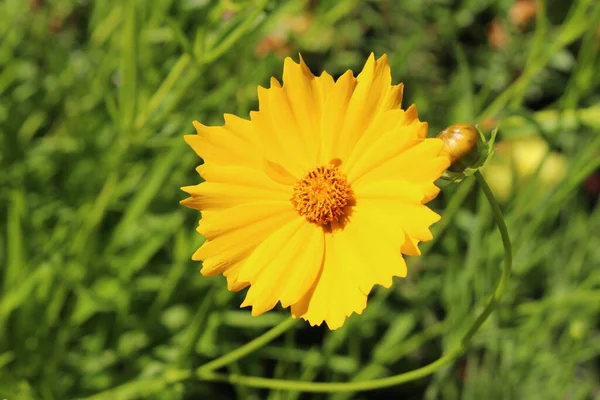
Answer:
[181,54,450,329]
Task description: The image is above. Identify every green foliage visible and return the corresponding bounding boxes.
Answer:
[1,0,599,399]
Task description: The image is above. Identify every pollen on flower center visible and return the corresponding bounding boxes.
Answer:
[291,163,353,226]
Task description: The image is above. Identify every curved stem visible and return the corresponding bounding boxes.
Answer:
[462,171,512,344]
[196,171,513,393]
[196,316,298,375]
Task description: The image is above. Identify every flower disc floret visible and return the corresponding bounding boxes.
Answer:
[291,163,353,226]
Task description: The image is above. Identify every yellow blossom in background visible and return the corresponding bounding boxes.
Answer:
[482,136,567,202]
[181,54,450,330]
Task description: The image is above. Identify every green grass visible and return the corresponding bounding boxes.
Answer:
[1,0,600,399]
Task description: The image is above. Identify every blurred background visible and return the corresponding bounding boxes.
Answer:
[1,0,600,399]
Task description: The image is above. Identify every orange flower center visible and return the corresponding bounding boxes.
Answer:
[291,163,353,226]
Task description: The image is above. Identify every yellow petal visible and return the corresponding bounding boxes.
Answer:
[235,216,296,282]
[337,54,404,160]
[222,262,250,291]
[267,83,312,169]
[263,159,299,186]
[223,113,253,138]
[185,121,258,168]
[384,82,404,111]
[278,225,324,308]
[194,164,290,190]
[421,182,442,204]
[282,56,321,161]
[344,108,417,173]
[356,138,449,187]
[403,105,422,136]
[249,89,306,177]
[290,236,366,330]
[353,179,433,253]
[181,182,284,210]
[195,202,296,277]
[353,178,425,204]
[345,125,421,184]
[358,198,441,242]
[313,70,335,108]
[181,164,291,210]
[319,71,356,163]
[240,218,324,315]
[401,234,422,256]
[291,206,407,330]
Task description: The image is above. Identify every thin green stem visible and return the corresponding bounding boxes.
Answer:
[462,171,512,344]
[195,350,463,392]
[195,172,513,393]
[196,317,298,375]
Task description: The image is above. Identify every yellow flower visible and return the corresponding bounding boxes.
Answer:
[181,54,450,330]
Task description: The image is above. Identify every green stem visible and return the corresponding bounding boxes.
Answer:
[196,171,513,392]
[196,317,298,375]
[462,171,512,344]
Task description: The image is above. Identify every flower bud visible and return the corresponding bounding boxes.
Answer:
[437,123,483,172]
